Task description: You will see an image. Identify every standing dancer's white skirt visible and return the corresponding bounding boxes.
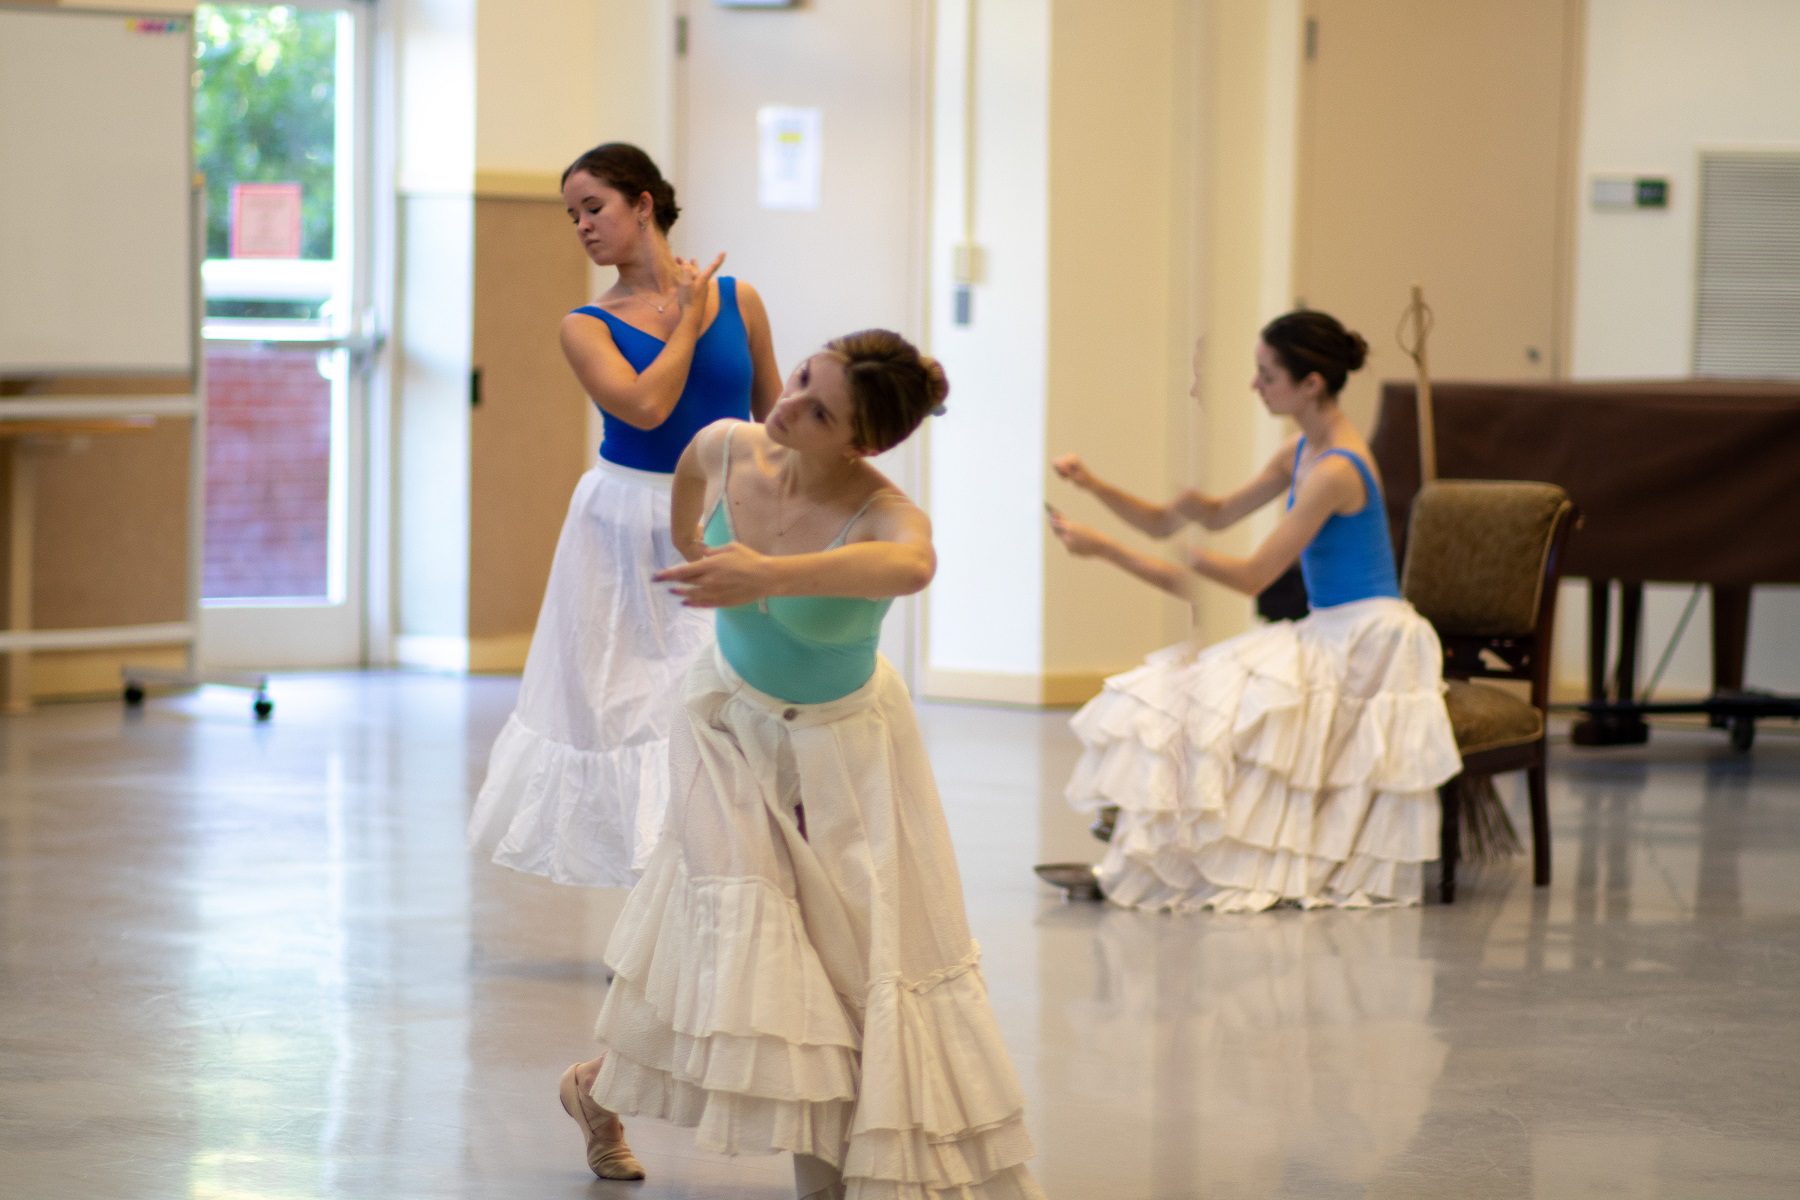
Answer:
[591,649,1047,1200]
[1068,596,1461,913]
[467,459,709,888]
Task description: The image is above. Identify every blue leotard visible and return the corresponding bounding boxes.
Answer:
[702,424,892,704]
[1286,439,1401,608]
[573,276,753,473]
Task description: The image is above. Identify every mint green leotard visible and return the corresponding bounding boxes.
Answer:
[701,423,893,704]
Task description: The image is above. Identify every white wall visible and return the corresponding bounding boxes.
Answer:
[926,0,1052,688]
[389,0,475,660]
[396,0,475,194]
[1572,0,1800,379]
[1566,0,1800,698]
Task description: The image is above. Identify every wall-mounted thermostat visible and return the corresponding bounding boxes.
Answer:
[1592,176,1671,210]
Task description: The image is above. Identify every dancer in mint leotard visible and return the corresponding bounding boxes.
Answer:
[566,330,1046,1200]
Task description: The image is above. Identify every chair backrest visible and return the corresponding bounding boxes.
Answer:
[1401,480,1577,699]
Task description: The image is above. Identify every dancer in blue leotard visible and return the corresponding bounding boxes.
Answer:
[1045,310,1459,912]
[469,144,781,898]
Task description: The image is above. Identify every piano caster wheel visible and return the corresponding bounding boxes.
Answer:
[253,694,274,721]
[123,683,145,707]
[1728,716,1755,753]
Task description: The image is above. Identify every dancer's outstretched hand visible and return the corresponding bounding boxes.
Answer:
[1046,506,1108,558]
[655,540,769,607]
[674,252,726,312]
[1050,453,1095,490]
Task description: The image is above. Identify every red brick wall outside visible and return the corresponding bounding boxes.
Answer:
[203,346,331,599]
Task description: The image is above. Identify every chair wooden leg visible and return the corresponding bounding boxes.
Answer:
[1439,778,1461,904]
[1529,764,1551,886]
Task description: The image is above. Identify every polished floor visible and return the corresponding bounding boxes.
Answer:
[3,674,1797,1200]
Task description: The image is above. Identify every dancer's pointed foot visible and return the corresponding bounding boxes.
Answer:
[1089,805,1119,842]
[558,1061,646,1181]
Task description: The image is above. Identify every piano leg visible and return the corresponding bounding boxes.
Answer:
[1710,585,1751,722]
[1709,584,1762,750]
[1587,580,1609,706]
[1572,578,1651,745]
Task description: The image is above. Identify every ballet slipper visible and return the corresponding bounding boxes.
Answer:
[558,1062,646,1181]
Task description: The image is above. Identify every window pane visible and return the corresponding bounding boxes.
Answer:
[202,345,334,600]
[194,4,339,277]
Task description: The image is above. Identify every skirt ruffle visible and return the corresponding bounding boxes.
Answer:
[467,460,709,888]
[593,651,1045,1199]
[595,871,861,1163]
[1068,597,1460,913]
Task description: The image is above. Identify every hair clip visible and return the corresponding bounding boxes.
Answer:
[930,404,947,417]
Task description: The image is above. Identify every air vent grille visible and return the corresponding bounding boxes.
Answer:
[1694,152,1800,378]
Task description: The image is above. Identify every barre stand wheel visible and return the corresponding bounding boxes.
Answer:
[119,665,273,722]
[1728,715,1755,753]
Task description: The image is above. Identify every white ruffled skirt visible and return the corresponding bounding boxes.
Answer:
[591,648,1046,1200]
[1068,596,1461,913]
[467,459,710,888]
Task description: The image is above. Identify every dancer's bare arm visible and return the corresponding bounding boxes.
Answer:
[656,492,935,607]
[561,254,723,430]
[1051,437,1294,537]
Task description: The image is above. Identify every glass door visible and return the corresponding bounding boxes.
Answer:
[193,1,377,668]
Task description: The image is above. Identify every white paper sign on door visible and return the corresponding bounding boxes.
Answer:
[757,106,822,211]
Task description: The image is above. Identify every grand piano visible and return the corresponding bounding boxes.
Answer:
[1368,379,1800,749]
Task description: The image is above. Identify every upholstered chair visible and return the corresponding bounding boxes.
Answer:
[1401,481,1578,903]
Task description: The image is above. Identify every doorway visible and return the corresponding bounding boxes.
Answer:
[670,0,931,684]
[193,1,378,668]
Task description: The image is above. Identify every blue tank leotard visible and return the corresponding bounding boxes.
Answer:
[702,423,892,704]
[1286,438,1401,608]
[573,276,753,473]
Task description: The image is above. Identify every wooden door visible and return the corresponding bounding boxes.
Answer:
[1294,0,1581,437]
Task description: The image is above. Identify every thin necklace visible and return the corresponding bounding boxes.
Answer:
[618,276,674,313]
[774,458,854,539]
[775,472,821,538]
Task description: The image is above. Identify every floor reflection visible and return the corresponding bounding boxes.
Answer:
[3,680,1798,1199]
[1037,906,1447,1199]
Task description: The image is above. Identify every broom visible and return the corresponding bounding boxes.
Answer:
[1398,287,1521,863]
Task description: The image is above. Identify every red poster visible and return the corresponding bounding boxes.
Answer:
[230,182,303,258]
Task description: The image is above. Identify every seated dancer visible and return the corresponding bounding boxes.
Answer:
[560,331,1047,1199]
[1044,310,1459,913]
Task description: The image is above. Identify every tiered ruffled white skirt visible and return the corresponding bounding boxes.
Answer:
[467,459,710,888]
[592,649,1046,1200]
[1068,596,1460,913]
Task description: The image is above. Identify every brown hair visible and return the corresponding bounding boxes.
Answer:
[824,329,949,454]
[560,142,680,233]
[1259,310,1368,396]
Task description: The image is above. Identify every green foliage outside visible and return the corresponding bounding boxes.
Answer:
[193,4,337,263]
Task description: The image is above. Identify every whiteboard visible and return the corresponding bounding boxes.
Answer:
[0,6,194,373]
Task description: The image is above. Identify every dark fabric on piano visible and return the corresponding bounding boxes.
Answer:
[1369,379,1800,586]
